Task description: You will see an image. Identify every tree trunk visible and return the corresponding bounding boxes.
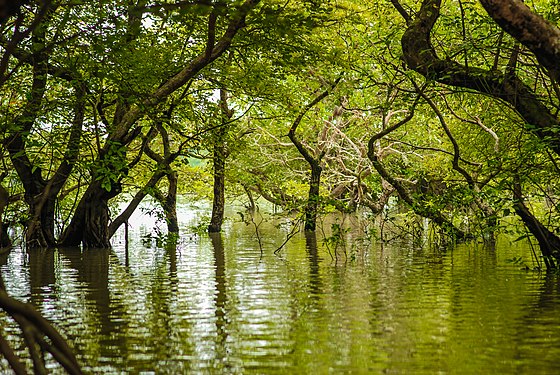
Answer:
[242,184,256,212]
[0,183,10,248]
[83,196,111,248]
[6,77,85,249]
[513,175,560,269]
[25,191,57,249]
[0,0,27,22]
[208,142,226,233]
[304,163,322,231]
[108,169,166,239]
[479,0,560,85]
[287,78,340,232]
[208,88,232,234]
[59,180,121,248]
[162,171,179,234]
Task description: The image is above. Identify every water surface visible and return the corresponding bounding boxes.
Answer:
[1,207,560,374]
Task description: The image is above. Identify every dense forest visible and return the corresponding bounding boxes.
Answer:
[1,0,560,372]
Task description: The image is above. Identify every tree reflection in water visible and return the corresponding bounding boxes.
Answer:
[0,248,82,374]
[209,232,230,369]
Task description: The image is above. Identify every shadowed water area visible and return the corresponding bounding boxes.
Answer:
[1,205,560,373]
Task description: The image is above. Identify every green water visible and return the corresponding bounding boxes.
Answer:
[1,209,560,374]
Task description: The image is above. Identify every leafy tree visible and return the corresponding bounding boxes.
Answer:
[389,0,560,264]
[287,76,341,231]
[1,0,262,248]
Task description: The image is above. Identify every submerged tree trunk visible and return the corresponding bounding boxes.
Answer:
[513,175,560,269]
[108,169,167,239]
[25,188,57,248]
[5,67,85,249]
[163,171,179,233]
[287,77,341,232]
[304,163,322,231]
[208,88,233,233]
[0,181,10,248]
[242,184,256,212]
[59,180,121,248]
[208,142,226,233]
[83,197,111,249]
[152,171,179,234]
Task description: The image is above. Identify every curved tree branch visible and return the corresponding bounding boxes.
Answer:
[288,76,342,165]
[513,174,560,268]
[398,0,560,155]
[110,0,261,146]
[479,0,560,84]
[367,95,468,240]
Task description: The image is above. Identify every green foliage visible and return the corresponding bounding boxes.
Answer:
[322,222,349,251]
[94,142,128,191]
[189,215,211,235]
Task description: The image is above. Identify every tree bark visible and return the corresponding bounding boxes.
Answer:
[0,0,27,22]
[512,175,560,269]
[3,18,86,248]
[59,180,120,248]
[4,20,51,248]
[25,189,56,248]
[208,139,226,233]
[0,182,10,248]
[24,82,85,248]
[163,171,179,233]
[304,163,322,231]
[150,171,180,234]
[208,87,234,233]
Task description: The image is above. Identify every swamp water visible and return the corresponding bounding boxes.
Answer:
[1,204,560,374]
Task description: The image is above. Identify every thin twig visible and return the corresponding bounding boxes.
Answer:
[274,218,302,254]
